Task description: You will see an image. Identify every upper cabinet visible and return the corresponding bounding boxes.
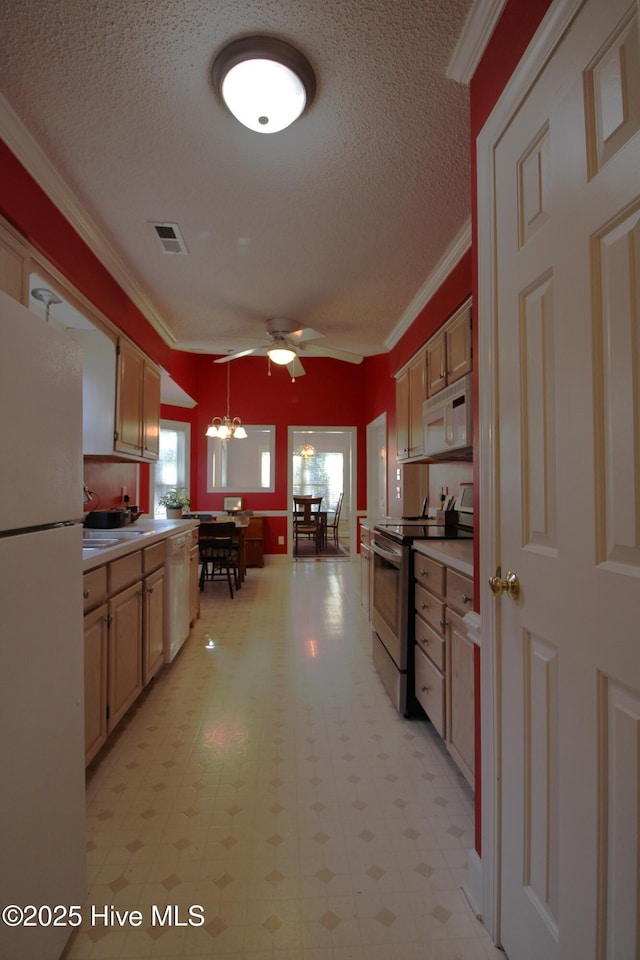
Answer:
[0,224,29,303]
[396,298,472,462]
[426,301,472,398]
[396,350,427,460]
[114,338,161,461]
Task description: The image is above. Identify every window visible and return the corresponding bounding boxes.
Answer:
[293,451,344,513]
[153,420,191,518]
[206,426,275,492]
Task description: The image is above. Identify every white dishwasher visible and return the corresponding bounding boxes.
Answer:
[165,530,192,663]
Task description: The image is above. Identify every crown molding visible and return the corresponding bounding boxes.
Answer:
[384,217,472,350]
[0,95,176,346]
[447,0,507,84]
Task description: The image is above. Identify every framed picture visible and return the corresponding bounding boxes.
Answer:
[223,495,243,513]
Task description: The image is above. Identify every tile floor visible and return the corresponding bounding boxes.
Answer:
[63,560,502,960]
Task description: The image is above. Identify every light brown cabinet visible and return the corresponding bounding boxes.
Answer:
[142,565,165,685]
[83,603,109,765]
[396,351,427,461]
[189,528,200,625]
[426,302,472,398]
[244,516,265,567]
[413,552,475,788]
[0,223,29,302]
[114,338,161,461]
[83,540,171,765]
[360,525,372,620]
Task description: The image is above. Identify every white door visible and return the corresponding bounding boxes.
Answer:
[488,0,640,956]
[367,413,387,518]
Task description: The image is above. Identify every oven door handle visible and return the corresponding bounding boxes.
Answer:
[372,541,402,566]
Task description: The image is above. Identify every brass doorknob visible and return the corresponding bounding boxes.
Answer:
[489,567,520,600]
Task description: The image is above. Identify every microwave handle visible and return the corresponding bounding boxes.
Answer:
[444,403,453,446]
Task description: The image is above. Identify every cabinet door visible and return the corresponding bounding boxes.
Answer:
[142,361,161,460]
[408,352,426,457]
[189,544,200,625]
[244,517,264,567]
[114,339,143,456]
[107,581,143,733]
[426,332,447,397]
[84,603,108,766]
[0,226,29,302]
[445,306,472,384]
[143,567,164,685]
[360,543,371,619]
[446,607,475,788]
[395,369,409,459]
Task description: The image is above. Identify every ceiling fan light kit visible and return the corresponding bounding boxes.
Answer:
[267,345,297,366]
[212,36,316,134]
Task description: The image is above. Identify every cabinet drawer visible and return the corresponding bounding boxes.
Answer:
[360,525,371,546]
[143,540,166,573]
[415,645,446,738]
[415,582,446,633]
[190,527,199,547]
[108,550,142,594]
[83,566,107,613]
[446,569,474,615]
[414,613,446,671]
[414,555,445,595]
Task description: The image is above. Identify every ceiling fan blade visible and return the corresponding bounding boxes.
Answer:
[298,343,363,364]
[213,347,265,363]
[287,356,306,378]
[286,326,324,344]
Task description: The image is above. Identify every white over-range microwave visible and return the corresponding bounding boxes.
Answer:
[422,373,473,459]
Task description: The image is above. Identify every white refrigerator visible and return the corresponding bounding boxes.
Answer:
[0,290,87,959]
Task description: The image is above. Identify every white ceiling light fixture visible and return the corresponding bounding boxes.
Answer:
[212,36,316,134]
[205,363,247,440]
[267,337,297,366]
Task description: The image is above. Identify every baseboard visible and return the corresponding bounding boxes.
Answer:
[462,849,483,920]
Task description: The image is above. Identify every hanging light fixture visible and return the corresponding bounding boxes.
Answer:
[297,442,316,459]
[205,364,248,439]
[212,36,316,134]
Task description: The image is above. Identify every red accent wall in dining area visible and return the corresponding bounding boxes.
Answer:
[192,354,370,555]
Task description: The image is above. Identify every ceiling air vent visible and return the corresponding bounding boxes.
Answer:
[150,222,188,255]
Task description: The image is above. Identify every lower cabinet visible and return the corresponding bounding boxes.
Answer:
[142,565,165,685]
[83,603,108,766]
[360,525,372,619]
[107,580,143,734]
[83,538,175,766]
[244,516,264,567]
[189,528,200,625]
[413,552,475,788]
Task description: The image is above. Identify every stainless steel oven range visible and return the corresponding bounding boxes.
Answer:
[371,521,473,716]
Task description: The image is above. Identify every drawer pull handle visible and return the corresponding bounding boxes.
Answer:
[419,635,430,644]
[421,684,430,693]
[462,594,472,604]
[420,568,429,576]
[83,588,90,599]
[421,602,429,610]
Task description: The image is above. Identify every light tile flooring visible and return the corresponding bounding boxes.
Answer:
[63,560,502,960]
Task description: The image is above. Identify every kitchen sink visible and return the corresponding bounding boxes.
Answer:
[82,538,122,549]
[82,529,147,539]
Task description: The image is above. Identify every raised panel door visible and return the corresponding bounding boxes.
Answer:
[143,566,164,684]
[395,369,409,459]
[445,305,472,384]
[142,361,161,460]
[114,338,143,456]
[107,581,142,733]
[426,332,446,397]
[84,603,108,765]
[446,607,474,788]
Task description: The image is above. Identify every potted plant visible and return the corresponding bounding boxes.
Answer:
[158,487,191,519]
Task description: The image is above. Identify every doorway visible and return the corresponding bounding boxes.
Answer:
[288,426,357,559]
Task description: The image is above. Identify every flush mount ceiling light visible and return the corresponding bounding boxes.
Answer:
[212,36,316,134]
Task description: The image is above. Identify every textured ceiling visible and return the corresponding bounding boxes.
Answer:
[1,0,473,359]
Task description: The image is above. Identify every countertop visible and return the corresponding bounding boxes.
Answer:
[413,539,473,576]
[82,518,198,571]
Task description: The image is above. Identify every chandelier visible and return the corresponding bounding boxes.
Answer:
[297,442,316,459]
[205,364,247,440]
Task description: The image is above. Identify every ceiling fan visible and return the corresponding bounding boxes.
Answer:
[213,318,363,378]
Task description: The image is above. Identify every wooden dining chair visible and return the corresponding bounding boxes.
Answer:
[293,496,323,554]
[198,521,238,597]
[325,492,343,547]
